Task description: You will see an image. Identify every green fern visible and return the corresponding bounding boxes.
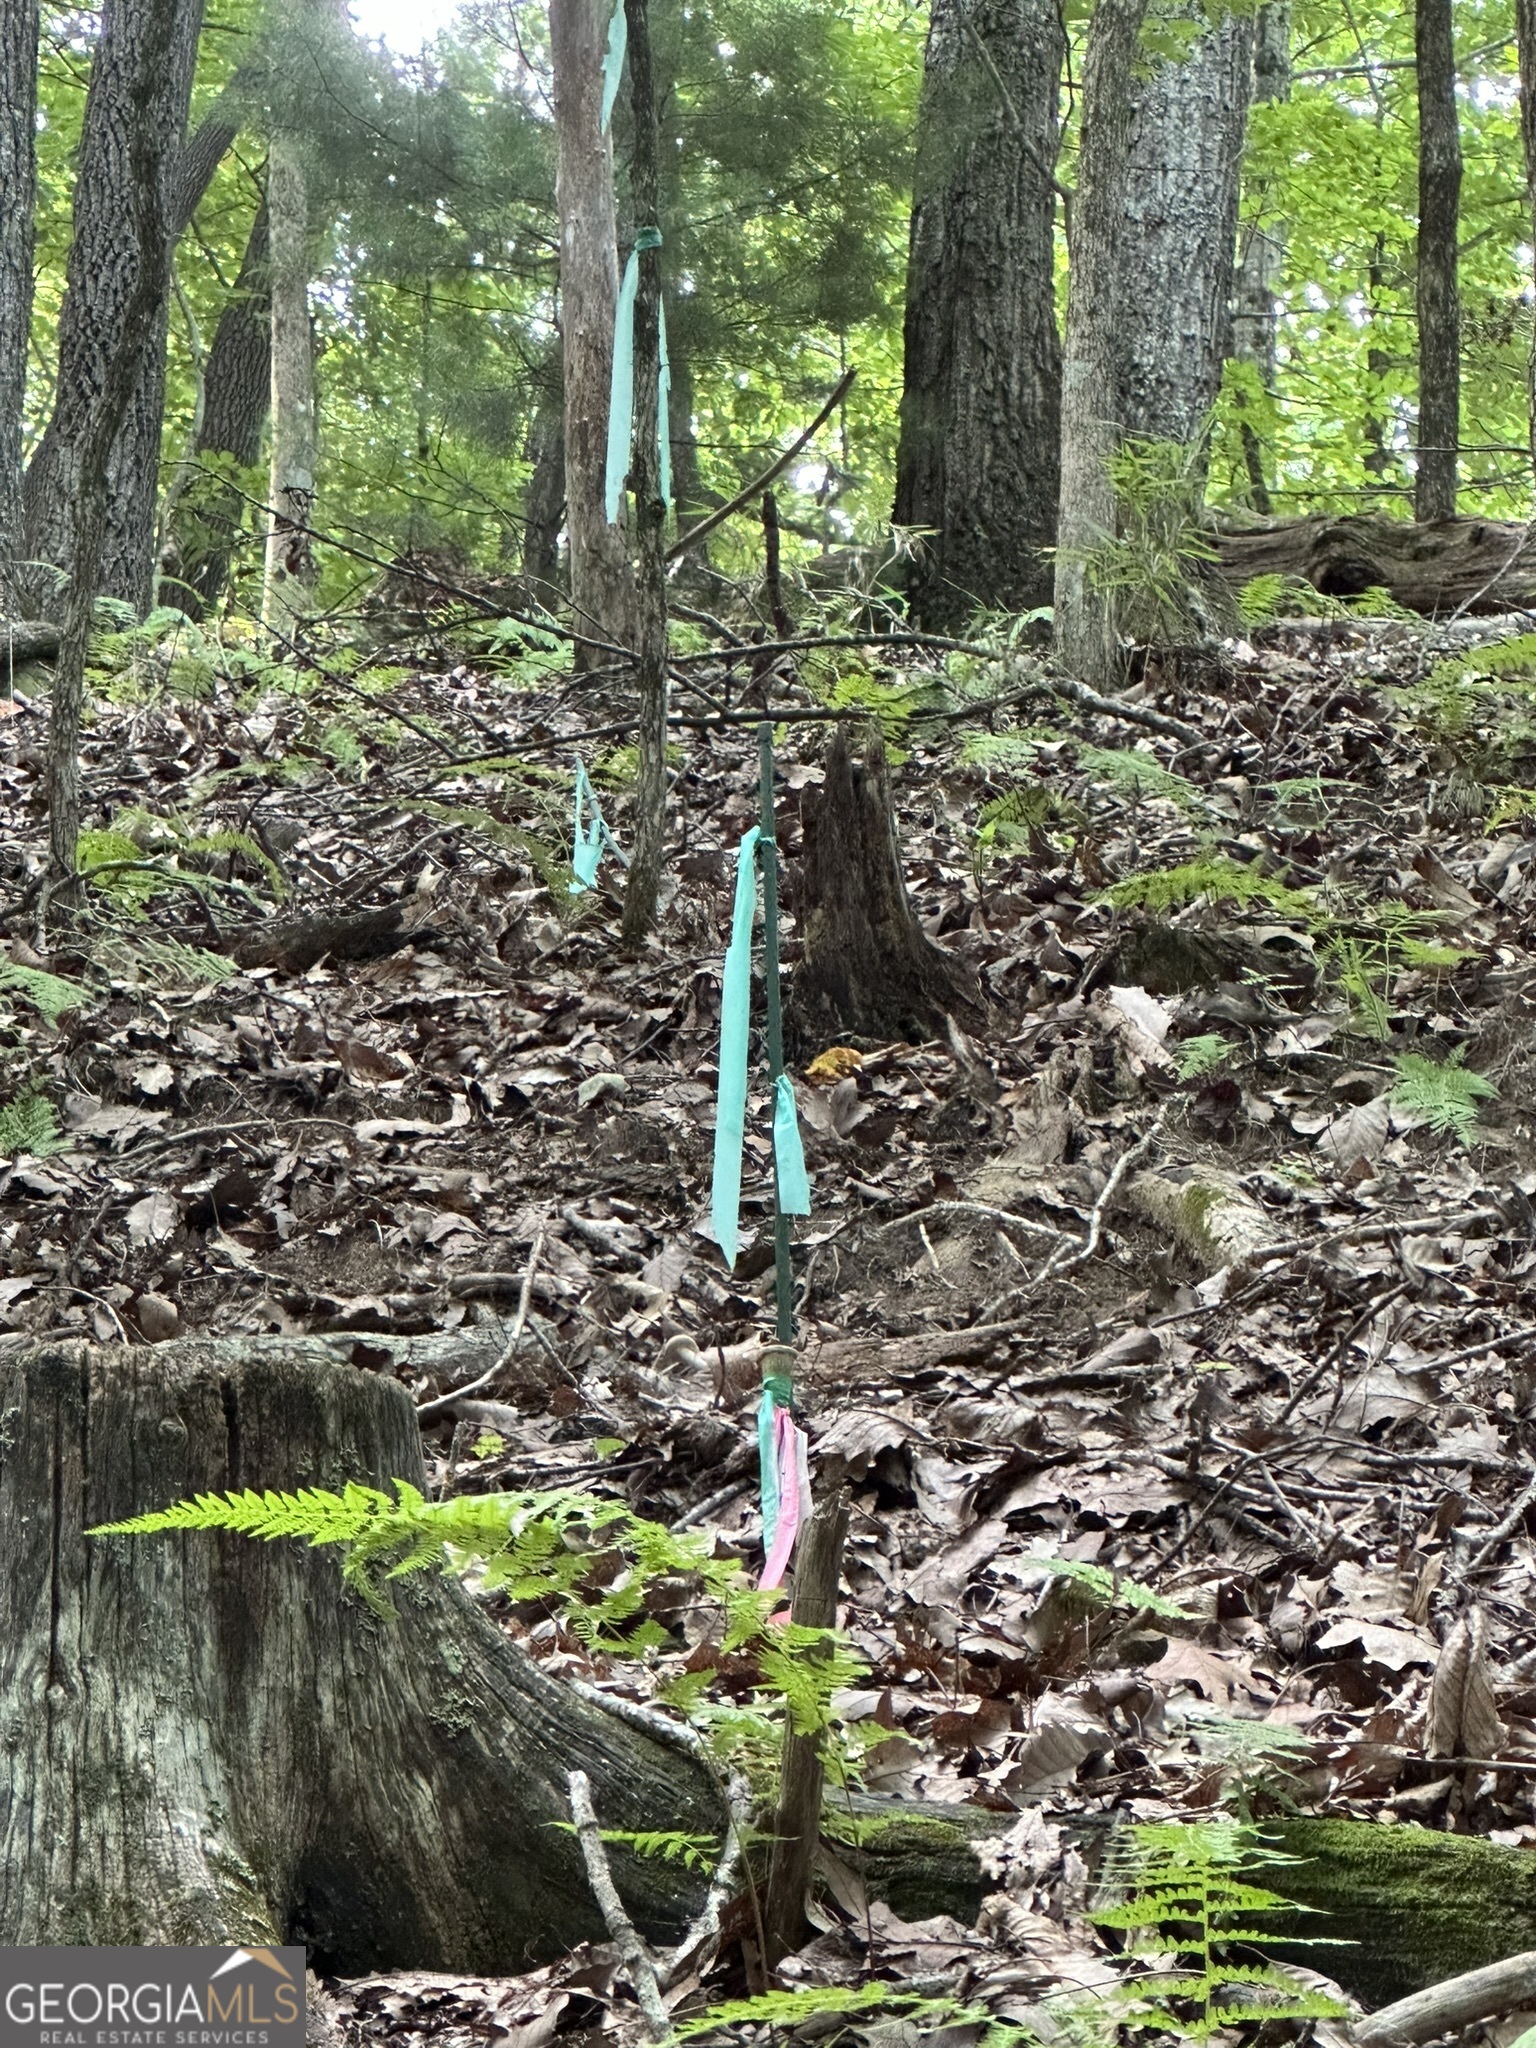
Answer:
[0,961,87,1025]
[676,1986,963,2042]
[1028,1555,1191,1622]
[1234,573,1352,624]
[1093,1822,1347,2040]
[0,1090,67,1158]
[1100,856,1314,917]
[551,1825,720,1872]
[1172,1034,1233,1080]
[1390,1048,1496,1144]
[93,932,237,991]
[1076,745,1205,816]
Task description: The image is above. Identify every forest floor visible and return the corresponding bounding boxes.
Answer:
[3,600,1536,2043]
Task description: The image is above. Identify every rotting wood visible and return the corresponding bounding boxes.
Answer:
[1215,511,1536,616]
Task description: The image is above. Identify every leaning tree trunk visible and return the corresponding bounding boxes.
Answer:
[262,128,318,632]
[551,0,636,668]
[1112,4,1254,448]
[1052,0,1148,689]
[785,727,981,1051]
[1415,0,1461,521]
[0,1336,715,1959]
[892,0,1063,629]
[1519,0,1536,488]
[0,0,38,615]
[20,0,207,619]
[170,195,272,617]
[1231,0,1290,513]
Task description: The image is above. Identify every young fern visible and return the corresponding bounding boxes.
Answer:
[1390,1048,1496,1144]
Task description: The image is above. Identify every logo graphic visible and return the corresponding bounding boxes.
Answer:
[0,1945,307,2048]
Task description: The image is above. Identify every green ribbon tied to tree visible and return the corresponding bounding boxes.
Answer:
[599,0,627,133]
[605,227,671,525]
[710,828,811,1270]
[569,761,621,893]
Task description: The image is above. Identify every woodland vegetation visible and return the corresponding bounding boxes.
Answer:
[6,0,1536,2045]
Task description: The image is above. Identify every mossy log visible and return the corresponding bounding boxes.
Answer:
[0,1336,715,1965]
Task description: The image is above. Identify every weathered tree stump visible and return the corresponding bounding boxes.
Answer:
[786,727,981,1052]
[1214,512,1536,617]
[0,1336,714,1965]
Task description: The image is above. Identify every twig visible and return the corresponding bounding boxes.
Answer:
[660,1768,754,1989]
[871,1199,1067,1245]
[566,1769,671,2041]
[670,1478,754,1533]
[119,1115,358,1156]
[1464,1462,1536,1574]
[415,1227,544,1419]
[1035,1112,1167,1283]
[666,369,856,563]
[570,1681,710,1760]
[1353,1946,1536,2047]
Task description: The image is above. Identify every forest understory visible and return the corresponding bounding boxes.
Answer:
[4,597,1536,2039]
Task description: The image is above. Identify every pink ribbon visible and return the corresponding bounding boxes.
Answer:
[759,1407,811,1590]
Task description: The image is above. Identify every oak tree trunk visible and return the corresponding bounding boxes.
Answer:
[1052,0,1148,688]
[892,0,1063,629]
[1415,0,1461,521]
[786,727,981,1051]
[1231,1,1290,513]
[169,196,272,616]
[551,0,635,668]
[0,0,38,614]
[263,128,318,632]
[20,0,207,619]
[0,1336,715,1961]
[1112,4,1254,448]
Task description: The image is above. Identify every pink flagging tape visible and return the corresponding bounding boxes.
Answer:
[759,1408,811,1590]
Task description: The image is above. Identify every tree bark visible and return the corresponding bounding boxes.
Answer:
[0,0,38,615]
[1213,510,1536,616]
[619,0,670,950]
[785,726,981,1052]
[892,0,1063,629]
[1415,0,1461,521]
[1231,1,1290,513]
[1518,0,1536,488]
[21,0,208,619]
[45,0,188,892]
[0,1335,715,1959]
[520,351,566,603]
[1113,5,1254,448]
[551,0,635,668]
[168,196,272,616]
[1052,0,1149,688]
[262,126,318,631]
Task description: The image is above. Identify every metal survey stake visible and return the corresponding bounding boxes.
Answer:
[757,721,795,1344]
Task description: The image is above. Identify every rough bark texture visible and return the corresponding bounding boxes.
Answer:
[0,1335,715,1961]
[1414,0,1461,521]
[1052,0,1149,687]
[170,197,272,616]
[892,0,1063,629]
[1518,0,1536,484]
[0,620,62,673]
[263,128,318,630]
[785,727,981,1052]
[0,0,38,613]
[619,0,669,950]
[520,358,566,603]
[21,0,207,617]
[1113,5,1254,446]
[1231,1,1290,512]
[1214,511,1536,615]
[551,0,635,666]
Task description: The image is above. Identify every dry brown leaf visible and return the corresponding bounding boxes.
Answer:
[1426,1607,1505,1759]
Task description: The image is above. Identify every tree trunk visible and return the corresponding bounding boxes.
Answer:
[20,0,207,619]
[785,726,981,1052]
[262,128,318,632]
[0,1335,715,1959]
[45,0,188,892]
[1231,1,1290,513]
[1052,0,1149,688]
[0,0,38,615]
[551,0,635,668]
[1213,510,1536,616]
[1518,0,1536,487]
[619,0,669,950]
[892,0,1063,630]
[520,352,566,603]
[169,195,272,616]
[1112,5,1254,448]
[1415,0,1461,521]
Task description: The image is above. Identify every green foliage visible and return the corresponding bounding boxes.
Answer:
[1390,1048,1497,1144]
[1093,1823,1348,2039]
[77,812,285,916]
[1061,435,1220,648]
[1028,1555,1191,1623]
[1172,1034,1234,1081]
[92,933,238,993]
[1075,745,1206,816]
[0,1091,68,1158]
[1389,636,1536,756]
[0,961,87,1025]
[1100,856,1314,917]
[676,1985,960,2042]
[552,1824,721,1873]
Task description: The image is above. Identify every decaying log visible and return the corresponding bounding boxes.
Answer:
[786,726,982,1053]
[0,619,62,671]
[1215,513,1536,618]
[228,904,413,972]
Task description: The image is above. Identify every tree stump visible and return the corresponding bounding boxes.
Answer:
[786,727,981,1053]
[0,1335,714,1965]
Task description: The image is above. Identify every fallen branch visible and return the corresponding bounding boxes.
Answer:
[1353,1947,1536,2047]
[666,368,856,564]
[567,1769,671,2041]
[416,1227,544,1419]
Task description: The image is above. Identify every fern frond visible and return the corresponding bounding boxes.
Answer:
[0,961,87,1025]
[1100,856,1313,916]
[1390,1048,1496,1144]
[1027,1555,1191,1621]
[0,1091,67,1158]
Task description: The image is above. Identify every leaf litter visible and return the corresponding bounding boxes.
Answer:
[3,610,1536,2040]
